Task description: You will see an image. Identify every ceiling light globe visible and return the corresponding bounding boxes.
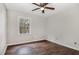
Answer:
[40,7,44,10]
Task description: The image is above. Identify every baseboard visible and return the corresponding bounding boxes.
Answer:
[7,36,47,46]
[8,39,47,46]
[1,45,7,55]
[47,39,79,51]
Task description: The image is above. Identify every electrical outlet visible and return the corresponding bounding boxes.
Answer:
[74,42,77,45]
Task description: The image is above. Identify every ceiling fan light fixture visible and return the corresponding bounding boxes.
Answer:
[32,3,55,13]
[40,7,44,10]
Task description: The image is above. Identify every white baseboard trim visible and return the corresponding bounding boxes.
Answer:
[47,39,79,51]
[1,45,7,55]
[8,39,45,46]
[8,41,38,46]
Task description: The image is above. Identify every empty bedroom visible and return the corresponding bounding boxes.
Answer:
[0,3,79,55]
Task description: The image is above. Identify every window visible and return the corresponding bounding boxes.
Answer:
[18,17,30,34]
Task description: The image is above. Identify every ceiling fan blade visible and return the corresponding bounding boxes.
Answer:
[42,10,45,13]
[40,3,48,7]
[32,8,40,11]
[43,3,48,6]
[32,3,40,7]
[45,7,55,10]
[40,3,44,7]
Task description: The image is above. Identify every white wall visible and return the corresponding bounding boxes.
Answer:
[0,4,7,54]
[47,4,79,50]
[7,10,46,45]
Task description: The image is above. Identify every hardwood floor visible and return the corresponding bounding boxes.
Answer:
[5,40,79,55]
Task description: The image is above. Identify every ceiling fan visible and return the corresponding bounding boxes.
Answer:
[32,3,55,13]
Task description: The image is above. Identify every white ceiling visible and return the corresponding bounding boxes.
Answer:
[5,3,78,17]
